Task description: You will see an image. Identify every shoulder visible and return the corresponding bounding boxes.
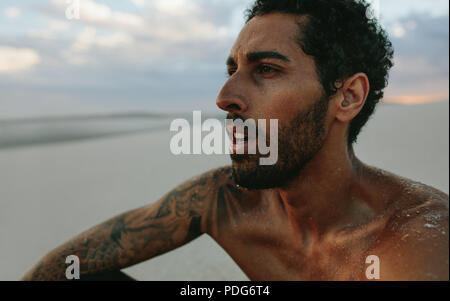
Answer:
[151,166,235,229]
[171,166,240,222]
[187,165,257,201]
[365,168,449,280]
[185,166,261,238]
[166,166,240,201]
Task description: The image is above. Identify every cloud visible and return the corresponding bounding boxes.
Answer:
[0,0,447,118]
[130,0,199,14]
[51,0,145,30]
[27,19,72,41]
[48,20,71,32]
[62,26,134,65]
[384,14,449,104]
[4,7,21,19]
[0,46,41,73]
[46,0,248,69]
[378,0,449,23]
[28,30,55,40]
[387,94,449,105]
[71,27,97,53]
[96,32,133,48]
[131,0,147,7]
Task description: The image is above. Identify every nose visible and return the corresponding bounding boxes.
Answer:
[216,79,248,114]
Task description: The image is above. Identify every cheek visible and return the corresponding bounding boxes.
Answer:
[257,81,316,122]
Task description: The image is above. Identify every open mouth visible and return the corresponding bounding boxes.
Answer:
[233,132,249,144]
[227,125,257,154]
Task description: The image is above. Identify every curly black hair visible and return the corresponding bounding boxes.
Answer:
[246,0,394,145]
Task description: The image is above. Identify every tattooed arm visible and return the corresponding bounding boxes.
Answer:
[21,169,221,281]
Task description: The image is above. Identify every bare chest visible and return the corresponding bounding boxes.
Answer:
[206,188,384,280]
[217,229,373,280]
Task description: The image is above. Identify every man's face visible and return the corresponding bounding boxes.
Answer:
[216,13,330,190]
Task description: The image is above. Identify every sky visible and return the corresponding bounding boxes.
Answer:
[0,0,448,118]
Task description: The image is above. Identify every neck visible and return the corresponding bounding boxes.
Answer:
[272,125,371,239]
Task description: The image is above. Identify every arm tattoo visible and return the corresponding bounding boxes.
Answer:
[22,170,214,281]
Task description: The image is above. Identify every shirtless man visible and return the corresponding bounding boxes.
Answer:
[22,0,448,281]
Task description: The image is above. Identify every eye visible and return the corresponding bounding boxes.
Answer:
[257,64,279,75]
[227,68,237,77]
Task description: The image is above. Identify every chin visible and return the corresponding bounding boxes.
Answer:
[231,157,297,190]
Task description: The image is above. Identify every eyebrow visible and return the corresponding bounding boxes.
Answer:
[226,51,291,66]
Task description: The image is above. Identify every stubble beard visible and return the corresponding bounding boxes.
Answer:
[231,95,329,190]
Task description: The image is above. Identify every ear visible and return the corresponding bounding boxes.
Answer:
[334,73,370,123]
